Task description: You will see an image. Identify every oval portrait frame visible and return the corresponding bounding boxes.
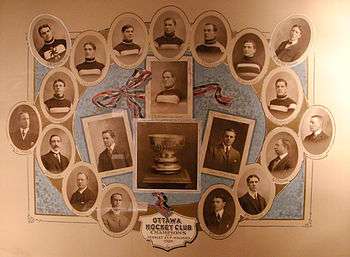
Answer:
[261,66,303,125]
[149,5,190,62]
[270,14,313,67]
[298,105,335,160]
[70,30,110,87]
[97,183,138,238]
[227,28,270,85]
[260,127,304,184]
[190,10,231,68]
[36,124,76,179]
[39,67,79,123]
[28,14,71,68]
[7,101,42,155]
[62,162,102,216]
[198,184,239,240]
[234,163,275,220]
[107,12,149,69]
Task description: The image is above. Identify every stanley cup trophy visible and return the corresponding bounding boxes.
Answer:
[148,134,185,174]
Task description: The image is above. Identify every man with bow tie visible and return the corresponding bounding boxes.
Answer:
[102,192,130,233]
[205,193,233,235]
[41,134,69,174]
[275,24,304,62]
[238,174,267,215]
[205,128,241,174]
[10,111,38,150]
[97,130,132,172]
[268,138,293,173]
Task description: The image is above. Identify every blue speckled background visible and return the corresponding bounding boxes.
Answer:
[34,58,307,219]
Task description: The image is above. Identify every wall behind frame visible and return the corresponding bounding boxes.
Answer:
[0,0,349,257]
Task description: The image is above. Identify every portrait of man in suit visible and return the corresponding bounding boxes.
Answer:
[76,42,105,76]
[234,39,262,81]
[37,24,67,62]
[268,78,297,116]
[196,23,225,57]
[155,70,183,104]
[97,129,132,173]
[10,110,38,150]
[275,24,304,62]
[204,192,234,235]
[69,172,97,212]
[303,114,331,152]
[204,128,241,174]
[268,138,293,173]
[41,134,69,174]
[44,78,72,114]
[154,17,184,50]
[102,192,130,233]
[113,24,141,56]
[238,174,267,215]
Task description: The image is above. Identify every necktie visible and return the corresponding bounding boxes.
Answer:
[21,130,25,139]
[55,153,60,163]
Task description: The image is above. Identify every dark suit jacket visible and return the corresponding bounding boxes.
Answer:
[205,143,241,174]
[268,154,293,172]
[239,192,267,215]
[41,151,69,173]
[98,147,131,172]
[304,131,329,143]
[205,209,233,235]
[70,187,96,212]
[102,209,130,233]
[303,131,331,154]
[275,40,304,62]
[10,129,38,150]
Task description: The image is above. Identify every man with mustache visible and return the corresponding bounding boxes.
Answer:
[268,138,293,173]
[41,134,69,174]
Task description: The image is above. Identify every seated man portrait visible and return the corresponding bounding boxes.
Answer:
[155,70,183,104]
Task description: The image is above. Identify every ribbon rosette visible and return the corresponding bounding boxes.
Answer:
[92,68,152,118]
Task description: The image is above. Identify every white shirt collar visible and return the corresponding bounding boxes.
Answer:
[21,127,29,133]
[78,186,87,194]
[248,189,258,199]
[108,143,115,152]
[313,129,323,137]
[278,152,288,160]
[215,209,224,218]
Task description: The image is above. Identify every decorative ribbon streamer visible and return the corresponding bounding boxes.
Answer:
[150,192,172,218]
[193,83,233,106]
[92,68,152,118]
[92,69,233,118]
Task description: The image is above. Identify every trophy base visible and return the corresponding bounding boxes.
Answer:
[152,163,181,174]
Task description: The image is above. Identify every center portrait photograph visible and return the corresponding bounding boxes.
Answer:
[145,56,193,119]
[135,120,199,192]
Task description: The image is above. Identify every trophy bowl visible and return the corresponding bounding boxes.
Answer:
[148,134,185,174]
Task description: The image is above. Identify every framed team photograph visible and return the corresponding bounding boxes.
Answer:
[97,183,138,238]
[36,124,75,179]
[145,56,193,119]
[70,30,110,86]
[62,162,101,216]
[190,10,231,67]
[198,184,239,240]
[7,102,41,154]
[82,111,134,177]
[228,28,270,85]
[299,105,335,159]
[261,67,303,125]
[107,12,149,69]
[200,111,255,179]
[270,14,313,67]
[28,14,71,68]
[39,67,78,123]
[260,127,303,184]
[149,5,190,61]
[234,163,275,219]
[135,119,199,192]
